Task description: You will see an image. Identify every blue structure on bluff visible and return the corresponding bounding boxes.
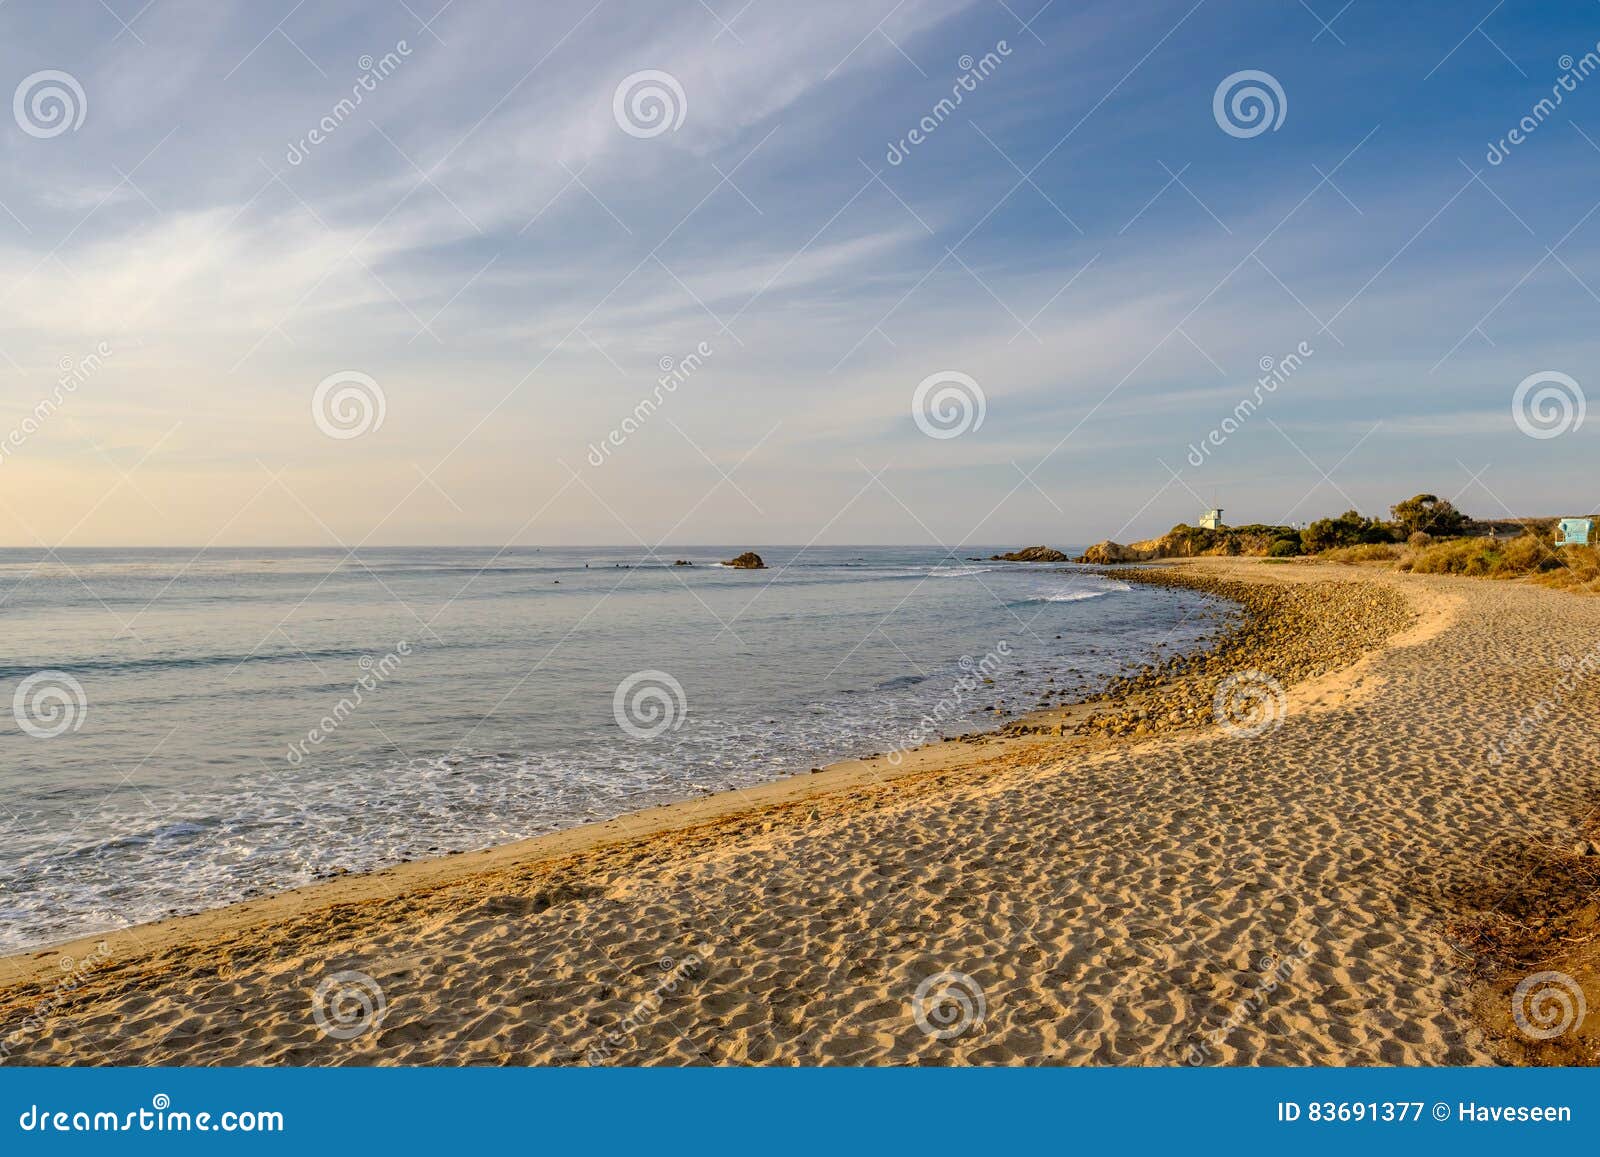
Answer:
[1557,517,1593,546]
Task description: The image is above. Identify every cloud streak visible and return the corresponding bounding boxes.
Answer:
[1,0,1598,546]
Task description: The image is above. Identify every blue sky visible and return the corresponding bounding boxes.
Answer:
[2,0,1599,546]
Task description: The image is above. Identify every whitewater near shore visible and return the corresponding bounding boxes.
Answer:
[4,558,1597,1066]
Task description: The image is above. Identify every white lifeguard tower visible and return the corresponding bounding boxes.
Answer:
[1199,507,1224,530]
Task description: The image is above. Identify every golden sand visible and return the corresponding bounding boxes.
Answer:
[3,558,1594,1066]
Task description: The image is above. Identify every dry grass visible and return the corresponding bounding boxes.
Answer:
[1318,543,1402,565]
[1397,534,1600,591]
[1444,834,1600,972]
[1533,546,1600,592]
[1302,532,1600,593]
[1439,816,1600,1066]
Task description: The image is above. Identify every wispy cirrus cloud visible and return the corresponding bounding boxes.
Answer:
[1,0,1597,546]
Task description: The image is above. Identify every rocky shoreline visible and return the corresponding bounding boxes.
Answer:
[1000,564,1416,742]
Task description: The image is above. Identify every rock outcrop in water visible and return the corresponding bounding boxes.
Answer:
[1078,541,1146,564]
[722,551,766,569]
[988,546,1069,562]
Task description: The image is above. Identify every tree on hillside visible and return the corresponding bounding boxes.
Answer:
[1389,494,1469,538]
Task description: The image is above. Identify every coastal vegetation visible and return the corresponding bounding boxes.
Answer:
[1080,493,1600,591]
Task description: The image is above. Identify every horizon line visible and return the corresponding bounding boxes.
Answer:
[0,542,1083,552]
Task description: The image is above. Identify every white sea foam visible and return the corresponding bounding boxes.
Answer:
[0,547,1217,953]
[1024,578,1131,602]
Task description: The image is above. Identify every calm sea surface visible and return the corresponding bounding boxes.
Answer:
[0,546,1227,951]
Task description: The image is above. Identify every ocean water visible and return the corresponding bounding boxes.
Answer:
[0,546,1228,952]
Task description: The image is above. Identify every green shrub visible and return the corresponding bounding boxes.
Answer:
[1266,537,1301,557]
[1390,494,1469,538]
[1302,510,1397,552]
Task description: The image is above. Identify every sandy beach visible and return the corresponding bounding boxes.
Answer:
[4,557,1598,1066]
